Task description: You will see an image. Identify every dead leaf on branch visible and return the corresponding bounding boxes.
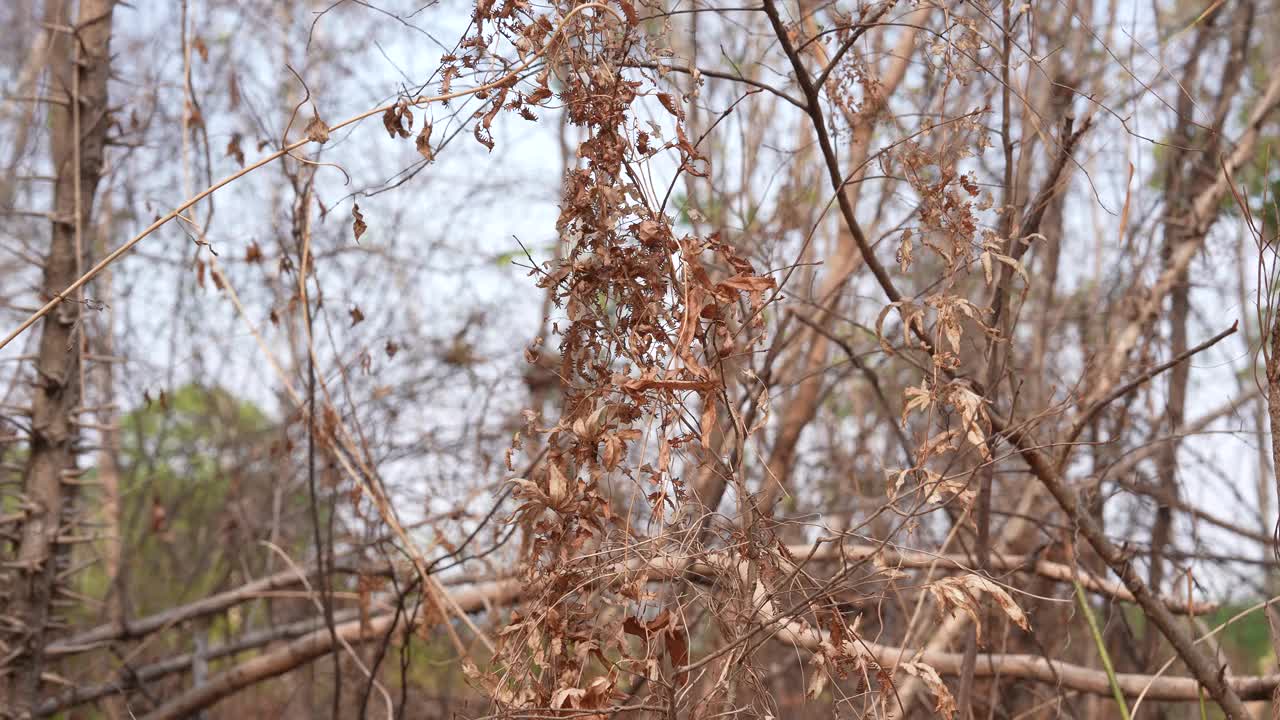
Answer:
[304,113,330,144]
[615,0,638,25]
[620,375,715,394]
[901,381,932,425]
[656,92,683,119]
[226,132,245,167]
[806,650,830,699]
[383,103,412,139]
[547,462,570,506]
[897,228,914,272]
[713,273,777,296]
[416,121,434,160]
[927,574,1030,644]
[352,203,367,243]
[901,662,957,720]
[947,382,992,460]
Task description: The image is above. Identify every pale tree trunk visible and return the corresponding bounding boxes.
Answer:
[1,0,114,716]
[0,1,57,213]
[92,196,125,720]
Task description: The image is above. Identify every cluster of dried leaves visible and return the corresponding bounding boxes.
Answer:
[433,0,1046,715]
[399,0,822,713]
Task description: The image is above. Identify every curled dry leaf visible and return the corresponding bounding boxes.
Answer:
[547,462,570,506]
[901,381,932,425]
[304,113,330,144]
[383,103,412,139]
[225,132,245,167]
[656,92,683,118]
[901,662,957,720]
[897,228,914,272]
[615,0,638,24]
[351,203,367,242]
[806,649,829,699]
[948,383,991,459]
[551,686,586,709]
[665,625,689,686]
[928,574,1030,644]
[416,121,434,160]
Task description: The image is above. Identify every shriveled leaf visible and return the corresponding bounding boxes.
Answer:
[601,434,619,470]
[621,376,714,393]
[548,462,570,505]
[225,132,245,167]
[551,686,585,709]
[382,105,411,139]
[807,651,829,699]
[666,627,689,687]
[474,124,495,151]
[623,615,648,638]
[992,251,1030,286]
[636,219,664,244]
[948,383,991,459]
[901,662,957,720]
[656,92,683,118]
[639,609,668,634]
[897,229,914,272]
[902,382,932,425]
[352,203,367,242]
[616,0,638,24]
[943,315,962,353]
[928,574,1029,644]
[304,114,330,144]
[416,121,434,160]
[715,274,777,294]
[506,478,550,507]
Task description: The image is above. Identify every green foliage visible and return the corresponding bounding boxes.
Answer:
[1207,604,1273,672]
[75,384,287,620]
[1123,601,1273,672]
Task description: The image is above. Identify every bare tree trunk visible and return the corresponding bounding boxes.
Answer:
[1,1,114,716]
[91,197,125,720]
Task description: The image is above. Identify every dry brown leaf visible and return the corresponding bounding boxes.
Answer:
[928,574,1030,644]
[352,203,367,242]
[901,662,957,720]
[416,122,434,160]
[225,132,245,167]
[656,92,683,118]
[548,462,570,505]
[304,114,329,143]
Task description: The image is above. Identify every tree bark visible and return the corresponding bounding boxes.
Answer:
[2,1,114,716]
